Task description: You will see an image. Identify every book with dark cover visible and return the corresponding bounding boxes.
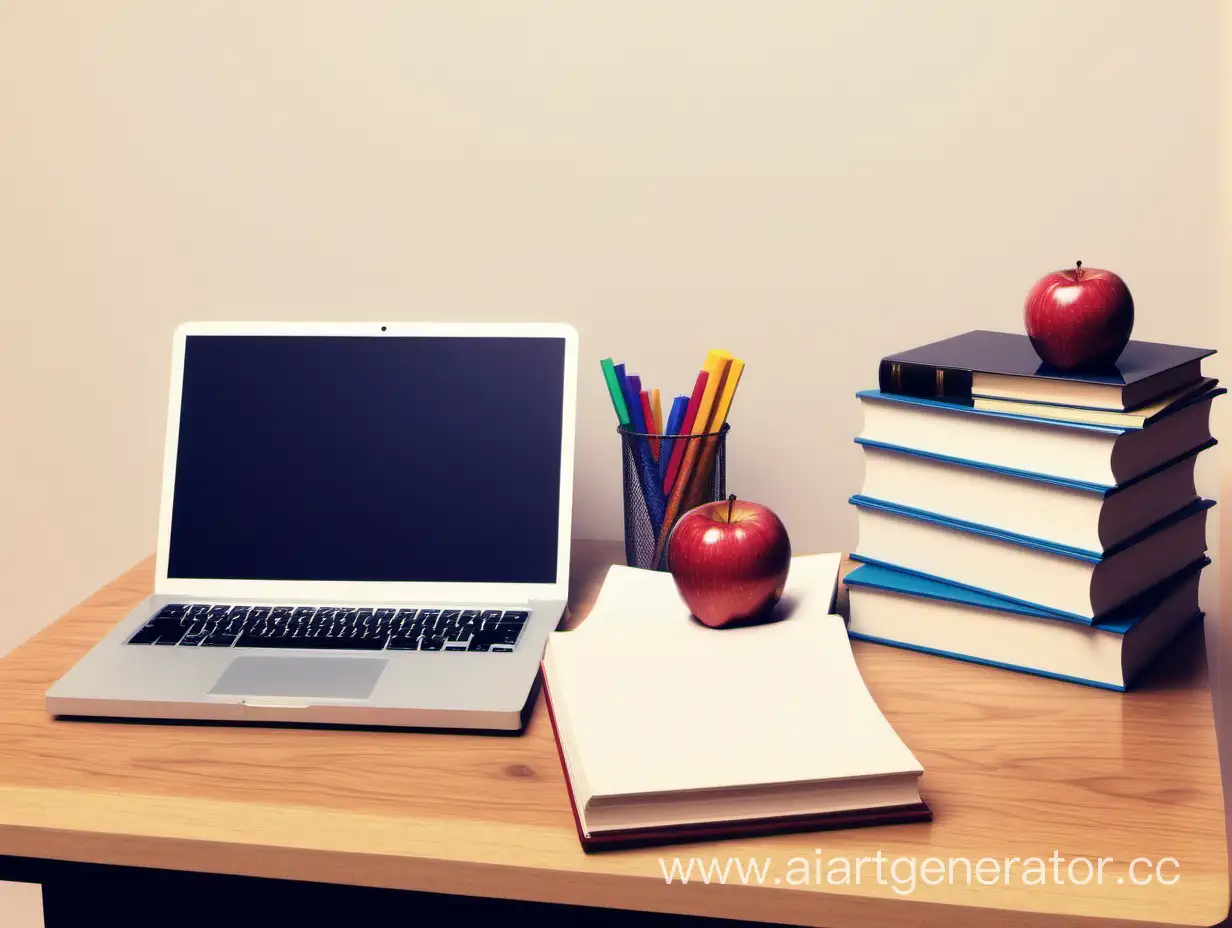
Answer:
[879,330,1214,410]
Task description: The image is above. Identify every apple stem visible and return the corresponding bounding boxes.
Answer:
[727,493,737,524]
[1075,259,1083,280]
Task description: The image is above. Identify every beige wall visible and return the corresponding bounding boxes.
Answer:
[0,2,1225,924]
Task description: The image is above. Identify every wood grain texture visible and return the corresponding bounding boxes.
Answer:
[0,540,1224,928]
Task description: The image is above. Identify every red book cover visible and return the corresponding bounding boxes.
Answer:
[540,667,931,853]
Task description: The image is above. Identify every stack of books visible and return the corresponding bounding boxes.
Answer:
[845,330,1222,691]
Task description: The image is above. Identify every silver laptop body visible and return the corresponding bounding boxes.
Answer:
[46,321,579,732]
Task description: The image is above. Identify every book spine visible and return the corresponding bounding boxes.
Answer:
[878,358,973,404]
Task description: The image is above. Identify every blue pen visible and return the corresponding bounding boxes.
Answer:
[621,373,667,535]
[657,395,689,484]
[613,363,631,414]
[625,374,644,422]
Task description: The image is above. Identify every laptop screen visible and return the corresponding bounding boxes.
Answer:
[166,334,566,584]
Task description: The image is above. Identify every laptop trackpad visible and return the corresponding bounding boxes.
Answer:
[209,656,388,700]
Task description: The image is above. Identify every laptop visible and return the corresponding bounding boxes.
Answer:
[46,321,578,732]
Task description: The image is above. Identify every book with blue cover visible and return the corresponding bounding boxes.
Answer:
[855,440,1204,555]
[845,559,1208,691]
[857,388,1219,487]
[879,329,1215,411]
[849,494,1213,622]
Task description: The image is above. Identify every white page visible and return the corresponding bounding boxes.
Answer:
[546,554,921,800]
[573,553,843,642]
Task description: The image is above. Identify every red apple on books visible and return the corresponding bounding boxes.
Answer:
[1023,261,1134,371]
[666,495,791,629]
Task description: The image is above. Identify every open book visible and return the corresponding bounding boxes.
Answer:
[541,554,929,851]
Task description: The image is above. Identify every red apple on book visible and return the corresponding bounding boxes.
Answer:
[666,495,791,629]
[1023,261,1134,371]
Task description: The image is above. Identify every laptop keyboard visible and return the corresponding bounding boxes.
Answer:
[126,604,530,653]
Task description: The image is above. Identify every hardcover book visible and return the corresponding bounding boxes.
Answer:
[849,494,1213,621]
[857,388,1219,487]
[855,440,1202,554]
[845,559,1208,690]
[541,555,929,851]
[879,330,1214,411]
[973,378,1219,428]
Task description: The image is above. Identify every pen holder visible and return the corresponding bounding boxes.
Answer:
[619,423,729,571]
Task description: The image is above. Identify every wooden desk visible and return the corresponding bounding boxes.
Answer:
[0,541,1225,928]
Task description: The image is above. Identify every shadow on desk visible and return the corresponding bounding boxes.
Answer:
[1132,623,1210,692]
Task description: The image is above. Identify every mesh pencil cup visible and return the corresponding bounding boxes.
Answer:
[619,423,729,571]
